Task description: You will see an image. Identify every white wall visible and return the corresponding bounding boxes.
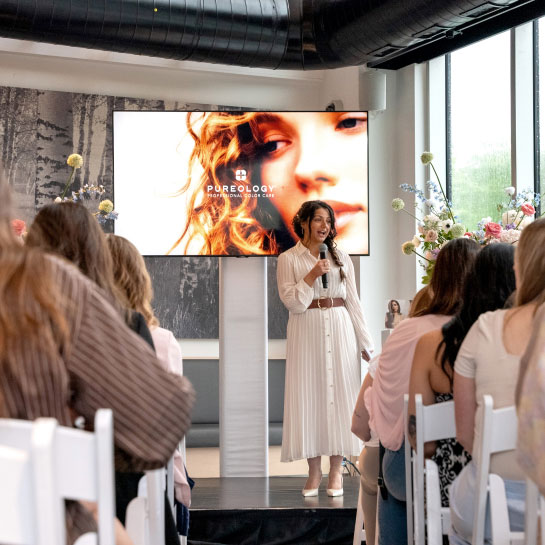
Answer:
[0,38,323,110]
[0,38,426,351]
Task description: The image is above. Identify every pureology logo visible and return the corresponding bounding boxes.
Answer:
[235,169,247,181]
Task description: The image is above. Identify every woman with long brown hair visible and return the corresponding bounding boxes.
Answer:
[0,174,193,543]
[25,202,181,542]
[169,111,369,255]
[277,200,373,497]
[359,237,480,545]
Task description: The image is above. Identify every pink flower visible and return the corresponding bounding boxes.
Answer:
[11,219,26,237]
[425,229,438,242]
[485,222,502,239]
[521,203,535,216]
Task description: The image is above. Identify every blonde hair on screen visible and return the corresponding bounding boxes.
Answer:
[168,112,280,255]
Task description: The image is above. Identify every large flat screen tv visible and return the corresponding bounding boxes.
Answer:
[113,111,369,256]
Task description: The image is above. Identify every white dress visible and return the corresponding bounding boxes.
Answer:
[277,241,374,462]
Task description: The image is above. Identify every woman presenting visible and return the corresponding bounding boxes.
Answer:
[277,200,374,496]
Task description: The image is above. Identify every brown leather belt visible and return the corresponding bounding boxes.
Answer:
[308,297,345,310]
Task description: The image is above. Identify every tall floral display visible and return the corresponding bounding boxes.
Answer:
[393,152,541,284]
[56,153,118,224]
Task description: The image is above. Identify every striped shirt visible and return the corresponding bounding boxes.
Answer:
[0,255,195,540]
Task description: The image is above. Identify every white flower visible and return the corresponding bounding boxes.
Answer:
[519,216,534,229]
[54,196,62,203]
[504,186,516,196]
[423,214,440,226]
[391,198,405,211]
[501,210,521,225]
[481,216,492,225]
[412,235,421,248]
[450,223,466,238]
[440,219,453,232]
[500,229,521,244]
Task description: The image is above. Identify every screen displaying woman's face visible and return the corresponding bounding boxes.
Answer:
[256,112,368,254]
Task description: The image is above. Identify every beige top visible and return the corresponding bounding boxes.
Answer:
[454,309,523,480]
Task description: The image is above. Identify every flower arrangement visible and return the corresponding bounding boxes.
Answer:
[55,153,118,225]
[468,187,540,246]
[393,152,466,284]
[392,152,541,284]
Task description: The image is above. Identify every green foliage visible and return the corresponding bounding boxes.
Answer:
[451,148,511,228]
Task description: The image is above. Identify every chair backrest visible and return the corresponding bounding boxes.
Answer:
[403,394,414,545]
[413,394,455,545]
[126,468,166,545]
[424,459,443,545]
[0,410,115,545]
[0,444,44,545]
[472,395,518,545]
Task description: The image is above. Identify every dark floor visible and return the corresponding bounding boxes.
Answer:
[190,475,360,510]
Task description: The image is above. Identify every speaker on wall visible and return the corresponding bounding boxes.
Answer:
[359,69,387,112]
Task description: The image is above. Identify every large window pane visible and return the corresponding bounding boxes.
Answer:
[449,31,511,231]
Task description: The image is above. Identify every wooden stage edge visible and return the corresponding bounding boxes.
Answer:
[190,475,360,511]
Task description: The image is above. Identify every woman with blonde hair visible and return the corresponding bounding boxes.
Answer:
[107,234,183,375]
[0,173,194,543]
[449,218,545,544]
[169,111,369,255]
[106,234,191,514]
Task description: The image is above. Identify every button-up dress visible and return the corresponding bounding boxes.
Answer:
[277,241,374,462]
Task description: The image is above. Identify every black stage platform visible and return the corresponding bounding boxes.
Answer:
[188,476,362,545]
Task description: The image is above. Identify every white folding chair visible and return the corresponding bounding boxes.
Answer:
[425,459,443,545]
[413,394,455,545]
[0,409,116,545]
[352,479,367,544]
[0,443,48,545]
[126,467,166,545]
[524,478,545,545]
[472,396,523,545]
[403,394,414,545]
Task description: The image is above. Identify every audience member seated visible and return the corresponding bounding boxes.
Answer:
[0,175,194,545]
[358,238,479,545]
[26,201,174,529]
[408,243,516,506]
[351,286,432,545]
[449,218,545,544]
[106,233,191,510]
[516,302,545,496]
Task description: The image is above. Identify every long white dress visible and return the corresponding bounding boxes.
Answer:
[277,241,374,462]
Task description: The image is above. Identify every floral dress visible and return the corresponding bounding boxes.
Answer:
[430,393,472,507]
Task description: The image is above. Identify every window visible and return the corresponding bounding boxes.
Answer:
[447,31,511,230]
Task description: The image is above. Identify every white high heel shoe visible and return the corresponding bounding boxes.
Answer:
[302,474,322,497]
[326,474,343,497]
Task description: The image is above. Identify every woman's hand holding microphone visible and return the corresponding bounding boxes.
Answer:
[304,259,330,287]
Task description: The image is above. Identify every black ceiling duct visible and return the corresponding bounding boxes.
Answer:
[0,0,544,70]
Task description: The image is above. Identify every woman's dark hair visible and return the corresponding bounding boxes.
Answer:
[26,202,128,311]
[292,200,346,281]
[412,237,480,318]
[438,242,516,385]
[388,299,401,313]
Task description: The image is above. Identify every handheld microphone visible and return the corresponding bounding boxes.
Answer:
[319,243,328,289]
